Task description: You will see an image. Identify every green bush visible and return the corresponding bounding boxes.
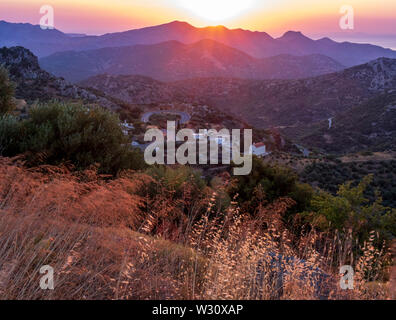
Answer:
[0,114,22,155]
[0,101,146,174]
[230,156,313,213]
[0,66,16,115]
[301,160,396,208]
[305,175,396,241]
[145,165,206,198]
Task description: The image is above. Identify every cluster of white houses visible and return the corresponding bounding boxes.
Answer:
[250,142,270,157]
[132,136,269,159]
[121,120,135,135]
[123,120,270,159]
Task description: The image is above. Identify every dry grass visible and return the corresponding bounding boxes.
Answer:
[0,157,393,300]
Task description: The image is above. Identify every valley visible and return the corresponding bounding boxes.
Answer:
[0,14,395,301]
[78,58,396,152]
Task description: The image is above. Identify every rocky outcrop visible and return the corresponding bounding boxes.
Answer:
[0,46,120,110]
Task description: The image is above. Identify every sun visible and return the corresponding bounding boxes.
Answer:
[178,0,255,23]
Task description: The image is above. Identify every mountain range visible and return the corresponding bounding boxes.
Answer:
[2,17,396,155]
[39,39,344,82]
[3,44,393,155]
[2,46,396,154]
[1,20,396,68]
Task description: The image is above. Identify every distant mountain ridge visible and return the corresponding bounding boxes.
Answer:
[39,39,344,82]
[1,20,396,67]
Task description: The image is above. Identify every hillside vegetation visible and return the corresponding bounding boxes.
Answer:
[80,58,396,130]
[0,158,393,299]
[301,159,396,208]
[0,55,395,300]
[286,92,396,154]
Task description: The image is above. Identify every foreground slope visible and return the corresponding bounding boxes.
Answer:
[0,158,391,300]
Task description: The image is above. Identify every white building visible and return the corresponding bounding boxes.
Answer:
[193,129,208,140]
[122,120,135,130]
[250,142,269,157]
[121,121,135,136]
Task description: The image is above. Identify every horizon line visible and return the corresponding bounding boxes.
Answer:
[2,18,396,41]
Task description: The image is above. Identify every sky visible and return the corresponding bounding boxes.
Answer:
[1,0,395,47]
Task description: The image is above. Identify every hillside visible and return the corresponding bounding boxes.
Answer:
[80,58,396,129]
[39,39,344,82]
[0,46,122,110]
[0,20,72,57]
[0,44,395,302]
[0,157,393,299]
[284,91,396,154]
[300,158,396,208]
[1,46,262,153]
[1,20,396,67]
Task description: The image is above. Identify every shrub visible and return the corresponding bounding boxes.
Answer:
[0,66,16,115]
[305,175,396,241]
[0,114,22,156]
[230,156,313,214]
[0,159,391,299]
[0,101,147,174]
[145,165,206,197]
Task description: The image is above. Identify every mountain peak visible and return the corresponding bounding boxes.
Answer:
[0,46,41,76]
[279,31,309,41]
[317,37,335,44]
[162,20,195,30]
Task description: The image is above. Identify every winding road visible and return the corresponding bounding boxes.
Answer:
[141,110,191,124]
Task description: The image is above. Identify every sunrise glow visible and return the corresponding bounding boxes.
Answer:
[0,0,396,41]
[178,0,255,23]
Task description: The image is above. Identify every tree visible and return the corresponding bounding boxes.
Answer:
[229,156,313,214]
[0,66,16,115]
[305,175,396,242]
[0,101,147,174]
[0,114,22,156]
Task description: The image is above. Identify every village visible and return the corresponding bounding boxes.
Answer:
[120,103,272,167]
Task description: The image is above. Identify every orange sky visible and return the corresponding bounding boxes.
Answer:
[0,0,395,37]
